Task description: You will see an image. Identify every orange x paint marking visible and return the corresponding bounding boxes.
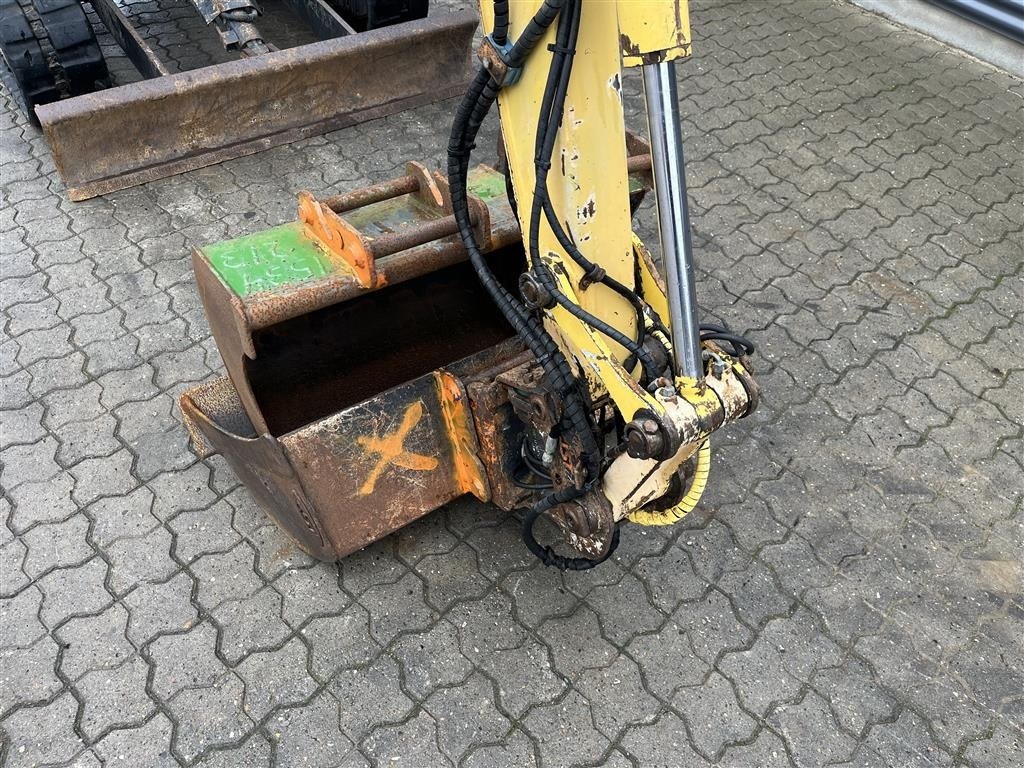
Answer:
[357,401,439,495]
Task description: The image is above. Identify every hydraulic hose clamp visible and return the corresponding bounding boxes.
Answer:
[478,34,522,87]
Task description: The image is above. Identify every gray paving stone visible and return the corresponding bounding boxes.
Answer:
[0,693,84,768]
[85,486,156,548]
[716,559,794,628]
[620,711,704,767]
[70,449,137,506]
[673,672,757,760]
[585,572,665,646]
[93,713,178,768]
[523,690,612,768]
[416,542,490,612]
[632,546,710,614]
[462,517,537,583]
[475,639,567,718]
[463,729,538,768]
[248,523,319,581]
[192,541,264,610]
[106,524,178,595]
[236,640,315,722]
[425,672,511,762]
[37,556,113,629]
[123,570,198,645]
[330,654,414,742]
[396,512,459,565]
[270,693,355,768]
[149,620,225,700]
[907,679,998,757]
[538,606,618,681]
[498,564,579,628]
[168,672,255,763]
[197,731,273,768]
[1,2,1022,764]
[53,414,123,467]
[0,634,62,716]
[576,653,661,740]
[0,402,46,450]
[964,723,1024,768]
[0,537,28,597]
[360,570,436,645]
[362,708,451,768]
[212,586,291,665]
[812,657,896,736]
[627,615,711,701]
[392,619,474,700]
[769,690,858,767]
[859,709,955,767]
[76,655,155,739]
[63,749,101,768]
[719,609,840,717]
[673,589,753,666]
[449,589,528,659]
[52,604,130,683]
[0,437,61,489]
[148,463,218,521]
[301,602,380,680]
[718,729,793,768]
[274,563,349,629]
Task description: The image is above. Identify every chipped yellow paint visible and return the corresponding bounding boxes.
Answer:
[617,0,692,67]
[356,401,438,495]
[484,0,637,376]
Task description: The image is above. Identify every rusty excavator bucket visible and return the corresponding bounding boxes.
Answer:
[180,137,653,560]
[33,10,477,200]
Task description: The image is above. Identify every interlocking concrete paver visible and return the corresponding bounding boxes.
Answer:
[1,0,1021,765]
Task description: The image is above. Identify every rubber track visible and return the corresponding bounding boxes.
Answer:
[0,0,105,117]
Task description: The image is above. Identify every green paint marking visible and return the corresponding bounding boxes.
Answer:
[203,223,332,297]
[467,169,507,201]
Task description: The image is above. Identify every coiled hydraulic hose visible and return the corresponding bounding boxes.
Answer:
[450,0,629,570]
[627,440,711,526]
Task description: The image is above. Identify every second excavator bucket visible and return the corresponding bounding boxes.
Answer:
[35,13,477,200]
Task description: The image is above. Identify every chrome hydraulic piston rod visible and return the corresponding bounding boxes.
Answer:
[642,60,703,380]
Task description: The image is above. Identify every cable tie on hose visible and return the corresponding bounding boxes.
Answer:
[446,142,477,162]
[547,43,576,55]
[534,158,552,173]
[579,264,606,290]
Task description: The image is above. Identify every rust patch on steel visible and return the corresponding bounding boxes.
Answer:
[180,378,333,560]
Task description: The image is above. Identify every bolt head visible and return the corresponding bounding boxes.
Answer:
[626,428,649,459]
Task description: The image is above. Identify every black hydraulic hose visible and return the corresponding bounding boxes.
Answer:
[447,8,598,476]
[699,323,755,357]
[521,490,621,571]
[536,262,659,381]
[491,0,510,45]
[448,0,618,570]
[505,0,563,68]
[517,0,621,570]
[542,198,648,319]
[525,2,658,382]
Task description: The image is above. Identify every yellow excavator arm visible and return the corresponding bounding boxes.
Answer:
[447,0,759,568]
